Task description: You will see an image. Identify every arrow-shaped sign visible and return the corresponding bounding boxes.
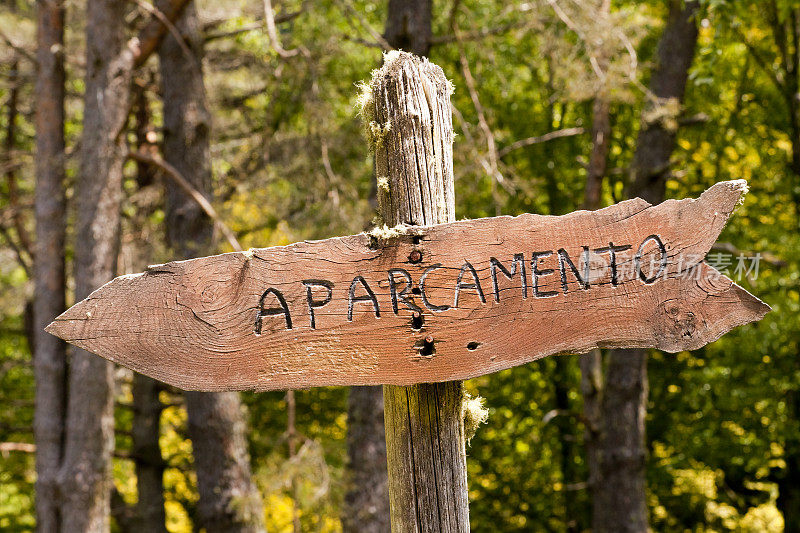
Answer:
[47,180,769,391]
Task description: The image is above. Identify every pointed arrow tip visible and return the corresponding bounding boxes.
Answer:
[701,179,749,214]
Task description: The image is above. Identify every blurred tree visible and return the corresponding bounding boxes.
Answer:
[53,1,189,530]
[56,0,133,529]
[385,0,431,56]
[157,2,266,531]
[32,0,67,531]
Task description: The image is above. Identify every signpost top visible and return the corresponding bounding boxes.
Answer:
[46,180,769,391]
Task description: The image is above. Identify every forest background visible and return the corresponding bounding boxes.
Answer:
[0,0,798,531]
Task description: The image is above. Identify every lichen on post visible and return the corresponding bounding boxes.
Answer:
[367,51,469,532]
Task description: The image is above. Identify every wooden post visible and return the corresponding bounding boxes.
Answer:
[369,52,469,531]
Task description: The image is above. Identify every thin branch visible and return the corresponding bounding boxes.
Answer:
[0,223,31,276]
[205,21,262,42]
[545,0,605,80]
[0,28,37,64]
[132,0,192,68]
[710,242,786,268]
[732,25,785,93]
[431,21,529,45]
[498,127,585,158]
[204,9,304,42]
[677,113,710,127]
[263,0,309,58]
[453,22,508,213]
[132,0,193,63]
[4,55,32,258]
[127,151,243,252]
[336,0,393,51]
[0,442,36,455]
[341,36,385,49]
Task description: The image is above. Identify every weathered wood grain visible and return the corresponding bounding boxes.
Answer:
[371,51,468,533]
[45,179,768,391]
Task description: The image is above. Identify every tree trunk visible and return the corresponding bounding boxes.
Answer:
[57,0,133,530]
[157,4,265,531]
[132,374,167,532]
[33,1,67,531]
[342,386,389,533]
[369,52,468,532]
[385,0,432,57]
[592,2,699,532]
[627,1,700,205]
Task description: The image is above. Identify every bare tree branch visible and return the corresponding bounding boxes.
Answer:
[545,0,605,80]
[498,127,585,158]
[453,20,509,213]
[0,223,31,276]
[127,151,243,252]
[336,0,393,51]
[431,21,529,45]
[263,0,309,58]
[132,0,193,63]
[204,8,304,41]
[732,25,785,93]
[132,0,192,68]
[0,442,36,455]
[0,27,37,64]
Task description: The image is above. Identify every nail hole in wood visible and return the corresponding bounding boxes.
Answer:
[411,312,423,330]
[412,235,422,244]
[467,342,481,351]
[420,335,435,356]
[408,250,422,263]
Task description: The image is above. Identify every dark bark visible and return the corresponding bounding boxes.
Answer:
[33,1,67,531]
[593,2,699,532]
[583,95,610,211]
[627,0,700,205]
[553,357,580,532]
[385,0,432,57]
[342,386,389,533]
[594,349,648,532]
[57,0,132,530]
[132,374,167,532]
[185,392,265,533]
[157,4,265,531]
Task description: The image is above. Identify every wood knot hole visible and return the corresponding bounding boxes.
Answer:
[467,342,481,351]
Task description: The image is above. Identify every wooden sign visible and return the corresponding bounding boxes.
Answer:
[46,180,769,391]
